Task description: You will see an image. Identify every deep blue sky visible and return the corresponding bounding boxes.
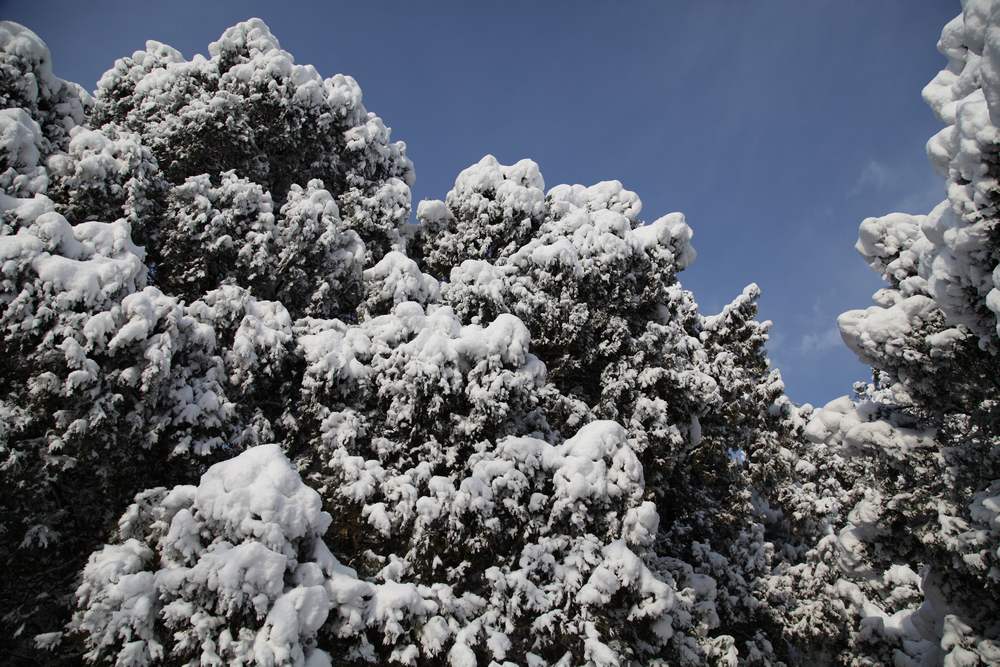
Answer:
[3,0,957,406]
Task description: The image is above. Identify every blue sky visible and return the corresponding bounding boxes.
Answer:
[4,0,957,406]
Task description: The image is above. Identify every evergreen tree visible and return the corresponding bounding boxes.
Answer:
[70,444,338,666]
[759,4,1000,664]
[3,17,802,667]
[402,158,801,664]
[0,19,410,660]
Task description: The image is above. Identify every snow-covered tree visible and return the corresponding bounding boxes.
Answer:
[758,4,1000,664]
[0,22,86,184]
[89,18,413,267]
[70,444,338,666]
[0,19,408,659]
[415,156,547,278]
[41,143,800,664]
[4,15,812,667]
[384,157,803,664]
[45,124,164,231]
[0,192,299,653]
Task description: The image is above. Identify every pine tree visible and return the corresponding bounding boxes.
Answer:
[0,19,410,660]
[70,444,338,666]
[758,5,1000,664]
[4,17,803,666]
[403,158,801,664]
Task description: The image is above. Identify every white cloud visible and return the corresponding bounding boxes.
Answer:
[891,175,943,214]
[851,159,893,196]
[850,157,943,213]
[799,327,842,354]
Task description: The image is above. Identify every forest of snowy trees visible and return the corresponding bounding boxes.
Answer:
[1,3,999,666]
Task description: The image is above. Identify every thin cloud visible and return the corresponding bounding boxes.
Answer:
[850,159,893,196]
[850,157,943,214]
[799,327,843,354]
[891,173,944,214]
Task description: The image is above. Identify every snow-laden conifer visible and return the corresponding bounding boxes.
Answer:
[762,5,1000,663]
[0,19,409,656]
[3,17,804,666]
